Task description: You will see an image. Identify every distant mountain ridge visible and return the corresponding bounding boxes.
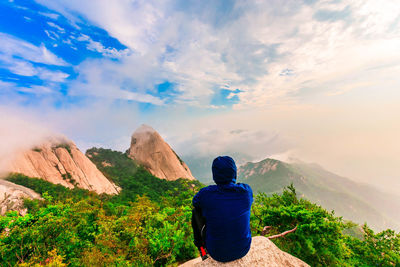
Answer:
[238,158,400,231]
[182,152,253,184]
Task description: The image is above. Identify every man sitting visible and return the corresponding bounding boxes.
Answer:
[192,156,253,262]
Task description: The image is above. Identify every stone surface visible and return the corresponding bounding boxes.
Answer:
[128,124,195,181]
[0,179,42,216]
[179,236,310,267]
[7,137,120,194]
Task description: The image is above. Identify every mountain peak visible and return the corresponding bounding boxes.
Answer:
[135,124,157,134]
[128,125,195,181]
[7,136,120,194]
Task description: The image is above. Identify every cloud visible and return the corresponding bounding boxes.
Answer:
[38,11,60,20]
[86,40,129,58]
[0,108,54,176]
[16,85,54,95]
[66,58,164,105]
[170,127,290,161]
[76,34,130,58]
[37,68,69,82]
[44,30,59,41]
[32,0,400,108]
[47,21,65,33]
[3,58,37,76]
[0,33,67,66]
[0,33,69,88]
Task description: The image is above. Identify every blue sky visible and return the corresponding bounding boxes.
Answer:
[1,0,400,193]
[1,0,399,110]
[0,0,246,109]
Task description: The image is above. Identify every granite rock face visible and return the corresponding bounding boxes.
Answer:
[179,236,310,267]
[7,137,120,195]
[128,125,195,181]
[0,179,42,216]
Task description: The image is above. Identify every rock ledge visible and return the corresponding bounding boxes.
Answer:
[179,236,309,267]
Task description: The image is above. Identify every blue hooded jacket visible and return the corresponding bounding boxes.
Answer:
[192,156,253,262]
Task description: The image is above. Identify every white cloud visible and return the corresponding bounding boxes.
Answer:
[16,85,54,94]
[44,30,58,40]
[65,58,163,105]
[86,40,129,58]
[47,21,65,33]
[0,108,54,176]
[170,127,289,161]
[0,33,69,84]
[5,59,37,76]
[76,34,130,58]
[0,54,69,82]
[38,11,60,20]
[0,33,67,66]
[37,68,69,82]
[76,34,89,42]
[34,0,400,107]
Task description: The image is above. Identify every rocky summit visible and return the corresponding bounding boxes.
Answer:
[7,137,120,195]
[128,124,195,181]
[0,179,42,216]
[179,236,310,267]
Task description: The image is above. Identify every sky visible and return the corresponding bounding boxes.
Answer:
[0,0,399,194]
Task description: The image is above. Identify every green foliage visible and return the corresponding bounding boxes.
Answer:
[86,147,202,204]
[32,147,42,153]
[252,184,346,266]
[251,184,400,266]
[0,190,197,266]
[343,225,400,266]
[3,149,399,266]
[7,173,93,203]
[3,148,201,266]
[61,172,72,180]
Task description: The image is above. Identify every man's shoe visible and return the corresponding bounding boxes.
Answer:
[199,246,208,261]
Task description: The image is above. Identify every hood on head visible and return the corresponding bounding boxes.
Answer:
[212,156,237,184]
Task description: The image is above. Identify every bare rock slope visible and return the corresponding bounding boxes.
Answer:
[179,236,309,267]
[0,179,42,216]
[7,137,120,194]
[128,125,195,181]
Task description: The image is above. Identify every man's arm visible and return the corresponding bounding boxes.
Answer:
[192,188,203,208]
[241,183,254,204]
[249,185,254,204]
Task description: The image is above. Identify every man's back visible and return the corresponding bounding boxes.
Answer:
[193,183,253,262]
[192,156,253,262]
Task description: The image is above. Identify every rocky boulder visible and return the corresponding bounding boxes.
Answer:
[179,236,309,267]
[128,124,195,181]
[7,137,120,195]
[0,179,42,216]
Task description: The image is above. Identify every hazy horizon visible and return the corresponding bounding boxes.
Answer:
[1,0,399,196]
